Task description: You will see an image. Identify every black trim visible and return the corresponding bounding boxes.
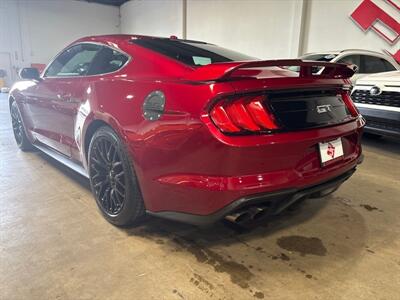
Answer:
[364,126,400,138]
[357,106,400,137]
[147,168,356,226]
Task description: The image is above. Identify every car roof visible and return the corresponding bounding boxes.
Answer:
[303,49,388,56]
[76,34,209,45]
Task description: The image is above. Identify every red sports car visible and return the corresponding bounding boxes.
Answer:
[9,35,364,226]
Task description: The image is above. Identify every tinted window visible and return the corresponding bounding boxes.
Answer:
[362,55,396,73]
[301,53,337,62]
[131,39,255,66]
[288,53,338,73]
[337,55,361,67]
[45,44,101,77]
[87,47,129,75]
[382,59,396,71]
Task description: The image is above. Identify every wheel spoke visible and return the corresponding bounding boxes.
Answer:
[91,156,108,170]
[101,187,111,212]
[92,172,105,181]
[110,189,120,208]
[95,146,108,165]
[113,189,122,206]
[114,186,124,198]
[115,178,125,191]
[106,142,113,161]
[112,149,118,163]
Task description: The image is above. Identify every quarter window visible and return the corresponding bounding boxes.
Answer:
[87,47,129,75]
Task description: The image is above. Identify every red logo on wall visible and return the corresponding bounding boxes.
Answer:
[351,0,399,44]
[350,0,400,62]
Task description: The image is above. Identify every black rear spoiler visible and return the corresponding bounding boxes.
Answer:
[184,59,356,81]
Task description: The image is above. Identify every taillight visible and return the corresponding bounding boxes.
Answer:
[341,92,359,117]
[210,95,279,133]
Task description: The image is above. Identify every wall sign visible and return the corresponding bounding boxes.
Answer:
[350,0,400,62]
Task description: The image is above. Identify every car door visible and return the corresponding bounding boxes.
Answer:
[69,45,130,162]
[25,43,102,156]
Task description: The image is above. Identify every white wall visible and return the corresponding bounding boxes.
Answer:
[187,0,304,59]
[2,0,398,86]
[120,0,183,37]
[0,0,120,84]
[120,0,304,59]
[303,0,399,55]
[120,0,399,59]
[19,0,120,64]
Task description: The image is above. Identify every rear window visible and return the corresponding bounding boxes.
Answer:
[131,39,255,66]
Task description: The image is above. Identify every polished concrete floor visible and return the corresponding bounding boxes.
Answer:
[1,93,399,300]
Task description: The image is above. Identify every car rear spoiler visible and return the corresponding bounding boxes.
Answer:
[184,59,356,81]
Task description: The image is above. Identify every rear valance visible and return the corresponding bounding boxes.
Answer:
[184,59,356,81]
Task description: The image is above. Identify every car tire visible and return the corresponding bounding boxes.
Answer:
[88,126,145,226]
[10,100,34,151]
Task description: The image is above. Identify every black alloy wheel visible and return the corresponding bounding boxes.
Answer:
[90,136,125,215]
[10,101,33,151]
[88,126,145,226]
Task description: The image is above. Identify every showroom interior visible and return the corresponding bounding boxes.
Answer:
[0,0,399,299]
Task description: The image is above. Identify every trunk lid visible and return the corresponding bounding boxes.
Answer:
[194,60,356,133]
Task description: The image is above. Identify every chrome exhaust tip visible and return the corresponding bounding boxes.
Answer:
[225,205,270,225]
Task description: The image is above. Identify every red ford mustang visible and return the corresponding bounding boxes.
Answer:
[9,35,364,226]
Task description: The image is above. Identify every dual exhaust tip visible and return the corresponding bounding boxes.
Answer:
[225,205,271,225]
[225,186,339,226]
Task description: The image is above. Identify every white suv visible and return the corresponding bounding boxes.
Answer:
[352,71,400,138]
[299,49,399,83]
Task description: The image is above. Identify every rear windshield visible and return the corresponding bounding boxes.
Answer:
[131,39,255,66]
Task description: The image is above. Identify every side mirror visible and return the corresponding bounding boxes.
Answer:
[19,68,41,80]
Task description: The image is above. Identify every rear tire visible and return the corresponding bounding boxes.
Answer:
[10,100,34,151]
[88,126,145,226]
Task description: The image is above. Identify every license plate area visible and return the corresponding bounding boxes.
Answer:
[319,138,344,165]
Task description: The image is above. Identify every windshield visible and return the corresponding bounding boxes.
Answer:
[131,39,256,66]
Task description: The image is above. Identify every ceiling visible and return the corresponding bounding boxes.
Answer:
[81,0,130,6]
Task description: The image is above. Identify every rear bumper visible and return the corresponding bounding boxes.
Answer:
[148,167,357,226]
[130,117,364,218]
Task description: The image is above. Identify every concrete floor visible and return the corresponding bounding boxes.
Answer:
[0,93,399,300]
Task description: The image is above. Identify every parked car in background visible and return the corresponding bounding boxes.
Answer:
[352,71,400,138]
[292,50,399,83]
[9,35,364,227]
